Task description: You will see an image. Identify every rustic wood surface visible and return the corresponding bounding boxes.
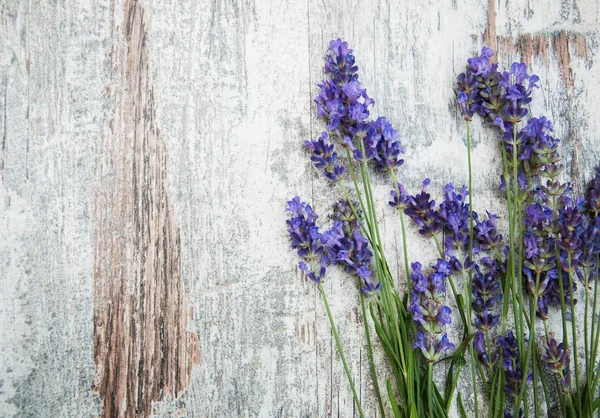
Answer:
[0,0,599,417]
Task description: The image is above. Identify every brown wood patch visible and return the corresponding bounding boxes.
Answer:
[483,0,588,87]
[92,1,200,417]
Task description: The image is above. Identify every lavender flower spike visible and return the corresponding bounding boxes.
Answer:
[541,337,571,393]
[305,131,345,181]
[286,197,329,283]
[410,260,455,362]
[498,332,532,396]
[322,199,381,296]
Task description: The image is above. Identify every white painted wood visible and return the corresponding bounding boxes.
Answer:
[0,0,599,416]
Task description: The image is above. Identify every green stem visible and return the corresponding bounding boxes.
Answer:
[531,294,539,417]
[319,284,365,418]
[427,362,434,417]
[583,271,591,411]
[469,342,480,418]
[567,254,580,397]
[339,181,372,243]
[466,120,474,262]
[511,125,525,356]
[543,320,567,415]
[360,292,385,418]
[552,196,569,351]
[344,149,394,342]
[500,145,518,338]
[466,117,480,418]
[432,235,444,259]
[535,347,551,415]
[353,142,411,409]
[590,257,600,396]
[390,170,411,294]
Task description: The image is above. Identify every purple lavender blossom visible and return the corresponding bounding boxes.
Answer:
[325,38,358,85]
[472,259,502,333]
[410,261,455,362]
[586,164,600,216]
[520,117,559,177]
[439,183,472,256]
[305,132,345,181]
[522,197,579,318]
[455,47,497,120]
[414,331,455,363]
[498,332,532,396]
[474,211,503,254]
[557,196,585,273]
[314,39,405,175]
[458,47,540,141]
[473,331,499,368]
[322,200,381,295]
[315,39,373,142]
[389,182,411,210]
[468,46,496,77]
[403,179,443,238]
[286,197,328,283]
[331,199,361,233]
[497,62,539,126]
[578,170,600,286]
[541,337,571,393]
[299,258,328,284]
[365,117,405,172]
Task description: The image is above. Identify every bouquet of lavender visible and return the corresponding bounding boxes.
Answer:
[285,39,600,417]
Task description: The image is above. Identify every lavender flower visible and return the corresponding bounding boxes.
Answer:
[473,331,498,368]
[414,331,455,364]
[286,197,328,283]
[458,47,540,140]
[498,331,532,396]
[305,132,345,181]
[557,196,585,273]
[314,39,405,175]
[389,182,411,210]
[365,117,405,172]
[331,199,361,233]
[474,211,503,254]
[472,259,502,333]
[497,62,539,126]
[521,230,555,311]
[315,39,374,142]
[439,183,472,256]
[585,164,600,216]
[541,337,571,393]
[325,38,358,85]
[410,261,455,362]
[455,47,496,120]
[523,202,554,238]
[403,179,443,238]
[322,200,380,295]
[520,117,559,177]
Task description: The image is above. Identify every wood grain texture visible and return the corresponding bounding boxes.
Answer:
[0,0,599,417]
[92,1,200,417]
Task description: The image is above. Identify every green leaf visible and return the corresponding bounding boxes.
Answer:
[386,379,402,418]
[457,394,468,418]
[369,303,403,371]
[433,354,466,367]
[433,386,449,418]
[455,295,469,335]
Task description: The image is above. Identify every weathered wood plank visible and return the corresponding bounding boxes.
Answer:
[0,0,599,417]
[92,1,200,417]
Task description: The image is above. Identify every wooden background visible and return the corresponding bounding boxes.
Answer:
[1,0,599,416]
